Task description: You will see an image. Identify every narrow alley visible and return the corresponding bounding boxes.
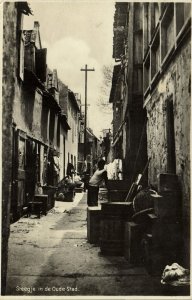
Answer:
[2,2,191,297]
[6,192,188,297]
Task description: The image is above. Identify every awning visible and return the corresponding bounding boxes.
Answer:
[59,113,71,130]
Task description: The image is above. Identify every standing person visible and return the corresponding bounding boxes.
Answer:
[66,162,75,180]
[87,159,108,206]
[53,149,60,186]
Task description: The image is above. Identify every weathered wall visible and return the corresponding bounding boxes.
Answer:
[2,2,17,294]
[146,40,191,264]
[13,84,43,140]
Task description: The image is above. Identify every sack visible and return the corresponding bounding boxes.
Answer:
[161,263,190,286]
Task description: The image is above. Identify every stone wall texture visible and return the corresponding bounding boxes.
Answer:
[146,39,191,263]
[2,2,18,294]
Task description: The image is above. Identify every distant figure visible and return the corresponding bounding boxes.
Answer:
[87,159,108,206]
[53,149,60,185]
[81,160,90,191]
[74,172,83,188]
[66,162,75,178]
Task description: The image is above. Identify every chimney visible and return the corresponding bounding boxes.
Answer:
[34,21,40,30]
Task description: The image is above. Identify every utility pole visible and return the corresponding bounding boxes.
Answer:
[80,64,95,161]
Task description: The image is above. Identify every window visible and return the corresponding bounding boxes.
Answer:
[161,4,174,62]
[151,31,160,80]
[35,48,47,83]
[176,3,191,36]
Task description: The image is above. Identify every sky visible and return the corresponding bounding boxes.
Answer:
[23,1,115,138]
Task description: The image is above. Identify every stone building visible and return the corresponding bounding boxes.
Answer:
[143,2,191,266]
[110,2,148,186]
[2,2,32,293]
[110,1,191,269]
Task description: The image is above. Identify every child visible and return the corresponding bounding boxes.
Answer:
[87,159,108,206]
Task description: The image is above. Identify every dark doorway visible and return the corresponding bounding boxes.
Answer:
[166,98,176,173]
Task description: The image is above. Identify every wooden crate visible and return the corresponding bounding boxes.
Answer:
[100,202,133,255]
[100,215,125,255]
[101,202,133,218]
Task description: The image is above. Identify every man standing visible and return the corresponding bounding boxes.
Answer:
[87,159,108,206]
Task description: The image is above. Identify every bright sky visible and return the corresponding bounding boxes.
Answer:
[23,1,115,138]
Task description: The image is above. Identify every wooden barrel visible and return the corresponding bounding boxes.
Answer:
[87,207,101,244]
[100,202,133,255]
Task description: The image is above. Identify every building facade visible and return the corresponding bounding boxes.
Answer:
[143,2,191,265]
[9,21,64,222]
[2,2,32,293]
[111,3,148,186]
[58,81,80,177]
[110,1,191,267]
